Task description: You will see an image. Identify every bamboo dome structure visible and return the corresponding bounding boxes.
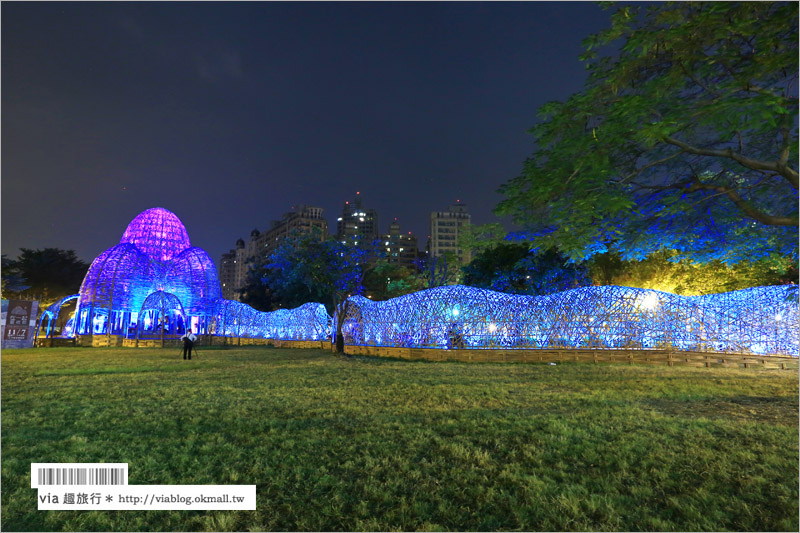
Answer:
[75,208,221,337]
[71,207,330,343]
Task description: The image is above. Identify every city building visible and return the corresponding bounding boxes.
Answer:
[381,219,419,268]
[429,202,471,265]
[336,192,378,246]
[219,249,237,300]
[263,205,327,257]
[219,206,327,300]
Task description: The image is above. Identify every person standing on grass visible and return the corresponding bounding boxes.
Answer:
[180,329,197,360]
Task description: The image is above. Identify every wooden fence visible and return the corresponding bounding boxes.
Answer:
[69,335,327,350]
[342,345,799,370]
[46,335,798,370]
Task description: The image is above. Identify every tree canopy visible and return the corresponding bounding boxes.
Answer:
[362,259,419,301]
[462,243,591,295]
[1,248,89,306]
[589,249,797,295]
[496,1,798,262]
[254,235,373,315]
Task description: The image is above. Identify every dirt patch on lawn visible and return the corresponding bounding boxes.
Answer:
[644,395,799,426]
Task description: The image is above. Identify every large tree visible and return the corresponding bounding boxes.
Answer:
[496,2,798,262]
[589,249,797,294]
[462,243,591,295]
[252,234,377,352]
[1,248,89,306]
[362,259,419,300]
[258,235,372,315]
[412,251,462,289]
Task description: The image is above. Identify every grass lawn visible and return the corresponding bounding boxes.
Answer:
[1,346,797,532]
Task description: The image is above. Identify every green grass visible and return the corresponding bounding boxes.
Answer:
[2,346,797,532]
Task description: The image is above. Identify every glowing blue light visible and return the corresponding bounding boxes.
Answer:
[70,208,799,356]
[338,285,798,356]
[35,294,79,339]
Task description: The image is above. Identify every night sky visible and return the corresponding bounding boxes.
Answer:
[2,1,612,267]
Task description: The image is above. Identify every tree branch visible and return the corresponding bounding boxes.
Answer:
[744,84,783,99]
[662,135,799,189]
[779,126,791,167]
[618,150,683,184]
[686,182,798,226]
[679,63,723,99]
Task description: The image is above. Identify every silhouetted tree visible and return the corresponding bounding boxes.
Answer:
[250,234,378,353]
[1,248,89,306]
[413,251,460,289]
[497,2,798,263]
[463,244,590,295]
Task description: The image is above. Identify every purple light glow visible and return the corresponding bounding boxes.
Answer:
[119,207,191,263]
[76,208,219,336]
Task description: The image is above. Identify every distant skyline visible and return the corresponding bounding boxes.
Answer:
[2,1,615,265]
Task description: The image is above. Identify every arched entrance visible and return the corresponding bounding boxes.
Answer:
[35,295,79,346]
[136,291,187,347]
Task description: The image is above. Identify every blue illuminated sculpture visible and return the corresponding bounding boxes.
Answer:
[75,208,221,336]
[35,295,79,340]
[338,285,799,356]
[72,207,329,343]
[64,207,797,356]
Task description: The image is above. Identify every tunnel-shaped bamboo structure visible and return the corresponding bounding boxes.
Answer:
[337,285,798,356]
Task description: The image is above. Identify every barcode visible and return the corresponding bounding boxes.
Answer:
[36,467,126,485]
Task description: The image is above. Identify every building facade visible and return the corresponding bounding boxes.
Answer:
[219,206,327,300]
[336,193,378,246]
[429,203,471,265]
[219,249,238,300]
[382,220,419,268]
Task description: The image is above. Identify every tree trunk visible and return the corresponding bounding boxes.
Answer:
[334,300,349,355]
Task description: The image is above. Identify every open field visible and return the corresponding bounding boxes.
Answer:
[2,346,798,532]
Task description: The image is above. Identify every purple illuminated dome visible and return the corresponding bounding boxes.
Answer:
[119,207,191,263]
[63,206,329,342]
[74,207,223,338]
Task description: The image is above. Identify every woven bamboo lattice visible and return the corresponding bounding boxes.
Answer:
[75,208,221,336]
[211,300,329,341]
[337,285,798,356]
[35,294,79,339]
[161,247,222,317]
[119,206,192,262]
[73,207,329,341]
[211,300,256,337]
[136,290,187,338]
[71,208,796,353]
[259,303,330,341]
[76,243,158,335]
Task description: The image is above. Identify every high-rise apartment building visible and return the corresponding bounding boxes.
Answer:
[219,249,237,299]
[336,192,378,246]
[262,205,327,257]
[429,203,471,265]
[219,236,251,301]
[381,220,419,268]
[219,205,328,300]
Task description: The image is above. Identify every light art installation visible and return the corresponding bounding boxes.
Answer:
[258,303,330,341]
[75,208,221,336]
[136,290,187,339]
[209,300,329,341]
[73,207,330,342]
[337,285,798,356]
[35,295,79,339]
[69,207,797,355]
